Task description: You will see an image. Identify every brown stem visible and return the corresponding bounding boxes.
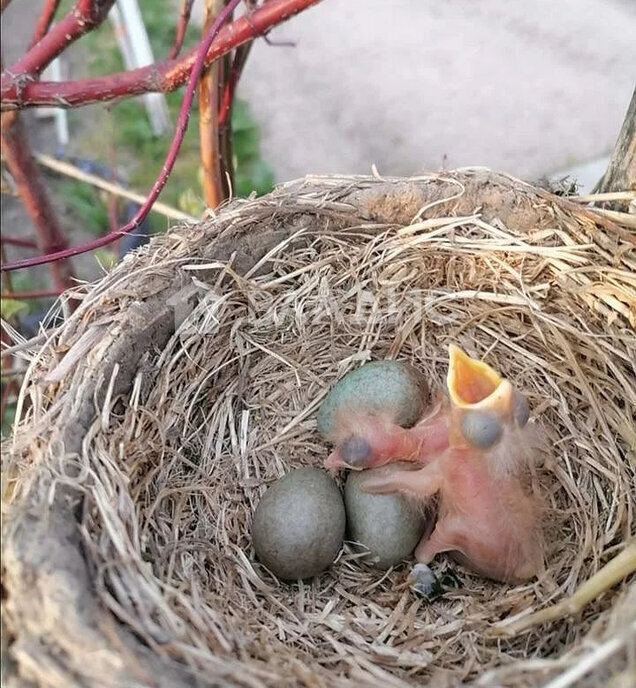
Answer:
[4,0,115,79]
[169,0,195,60]
[1,0,324,110]
[30,0,63,48]
[199,0,226,208]
[0,242,13,293]
[107,142,120,233]
[0,111,74,290]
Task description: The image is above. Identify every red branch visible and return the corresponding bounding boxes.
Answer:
[1,235,38,249]
[169,0,195,59]
[4,0,115,79]
[1,0,244,272]
[0,111,75,285]
[1,0,322,110]
[30,0,62,48]
[218,42,252,128]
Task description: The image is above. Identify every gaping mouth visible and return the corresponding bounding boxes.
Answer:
[447,344,502,409]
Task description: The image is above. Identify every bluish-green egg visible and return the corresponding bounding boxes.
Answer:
[317,360,427,441]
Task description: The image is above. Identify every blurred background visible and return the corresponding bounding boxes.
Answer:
[1,0,635,433]
[229,0,636,189]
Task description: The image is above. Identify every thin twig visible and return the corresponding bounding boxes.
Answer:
[1,235,38,249]
[30,0,62,48]
[497,543,636,635]
[169,0,195,59]
[0,242,16,426]
[34,152,198,222]
[3,0,116,78]
[588,207,636,229]
[0,0,324,110]
[543,632,634,688]
[570,191,636,204]
[218,42,252,128]
[218,46,235,195]
[0,111,75,288]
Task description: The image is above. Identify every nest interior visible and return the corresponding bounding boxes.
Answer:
[2,171,635,688]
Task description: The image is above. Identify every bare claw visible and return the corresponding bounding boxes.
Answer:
[324,448,344,474]
[408,563,443,599]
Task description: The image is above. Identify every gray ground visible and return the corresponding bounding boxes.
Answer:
[225,0,636,186]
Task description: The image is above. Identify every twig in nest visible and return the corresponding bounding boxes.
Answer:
[495,543,636,635]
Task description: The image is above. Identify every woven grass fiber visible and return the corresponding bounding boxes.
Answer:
[2,170,635,688]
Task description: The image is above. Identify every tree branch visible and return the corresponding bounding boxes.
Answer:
[30,0,63,48]
[169,0,195,59]
[33,151,198,222]
[218,47,235,195]
[218,41,252,128]
[1,0,244,272]
[1,0,322,110]
[3,0,115,80]
[1,111,75,287]
[1,235,38,249]
[199,0,227,208]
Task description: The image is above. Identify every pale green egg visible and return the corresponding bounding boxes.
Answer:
[252,468,345,580]
[345,463,430,569]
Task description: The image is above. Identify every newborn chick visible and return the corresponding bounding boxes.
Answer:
[358,345,544,584]
[323,396,450,473]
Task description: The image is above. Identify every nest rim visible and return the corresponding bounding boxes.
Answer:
[2,170,635,688]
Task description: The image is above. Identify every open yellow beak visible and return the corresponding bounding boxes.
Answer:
[446,344,513,415]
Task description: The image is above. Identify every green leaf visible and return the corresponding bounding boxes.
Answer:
[234,127,261,161]
[1,401,17,439]
[1,298,29,321]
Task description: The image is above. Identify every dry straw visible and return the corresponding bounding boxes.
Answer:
[2,170,635,688]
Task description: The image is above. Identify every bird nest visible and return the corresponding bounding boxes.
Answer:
[2,170,635,688]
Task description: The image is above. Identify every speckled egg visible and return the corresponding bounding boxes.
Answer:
[252,468,346,580]
[345,464,430,569]
[317,360,427,441]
